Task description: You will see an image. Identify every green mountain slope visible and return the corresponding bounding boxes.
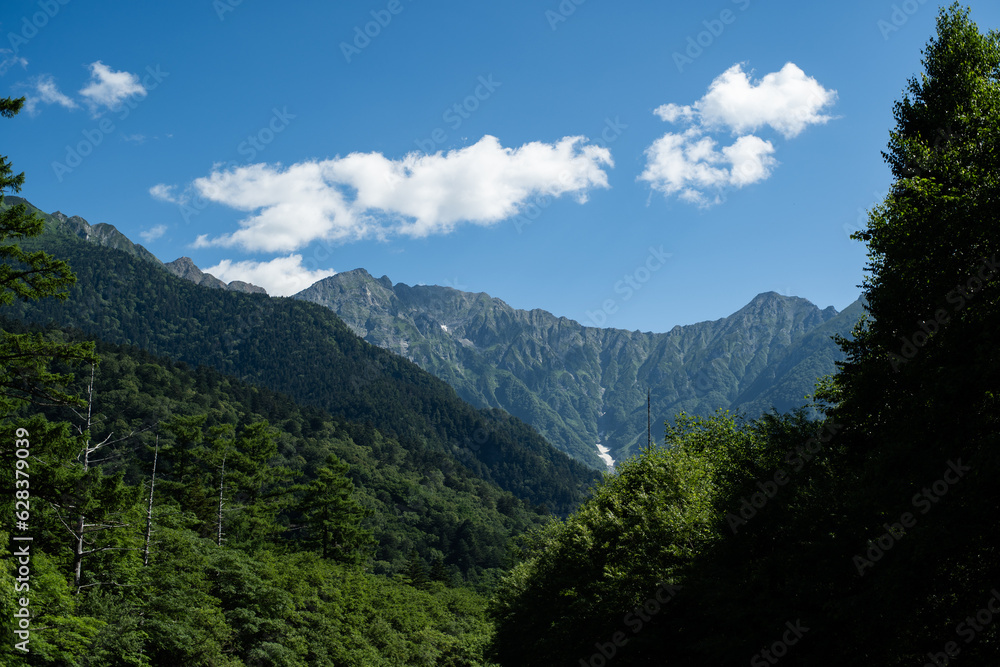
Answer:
[296,270,862,467]
[0,321,550,581]
[4,198,600,516]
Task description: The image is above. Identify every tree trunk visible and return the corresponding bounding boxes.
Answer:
[72,364,96,590]
[217,455,226,547]
[143,437,158,567]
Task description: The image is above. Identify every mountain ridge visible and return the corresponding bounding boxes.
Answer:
[4,196,600,516]
[5,195,860,469]
[5,196,267,295]
[295,268,862,467]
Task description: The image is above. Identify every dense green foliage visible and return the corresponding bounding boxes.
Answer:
[0,333,517,665]
[2,330,563,580]
[491,410,835,664]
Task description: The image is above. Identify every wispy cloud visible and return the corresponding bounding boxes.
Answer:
[641,62,836,206]
[149,183,186,205]
[139,224,167,243]
[24,74,78,115]
[0,49,27,76]
[79,61,146,115]
[204,254,335,296]
[190,134,613,252]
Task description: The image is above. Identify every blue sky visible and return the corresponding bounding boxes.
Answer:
[3,0,998,332]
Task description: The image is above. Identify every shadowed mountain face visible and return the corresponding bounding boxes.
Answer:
[297,269,863,468]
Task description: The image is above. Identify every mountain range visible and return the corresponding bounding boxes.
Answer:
[5,196,600,517]
[295,270,863,468]
[7,196,862,470]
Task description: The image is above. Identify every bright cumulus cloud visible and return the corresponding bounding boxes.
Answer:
[641,131,777,206]
[79,61,146,114]
[205,254,336,296]
[188,134,613,252]
[641,62,836,206]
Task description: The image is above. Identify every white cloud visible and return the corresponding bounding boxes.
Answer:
[24,75,78,115]
[639,130,776,207]
[79,61,146,114]
[723,135,778,186]
[149,183,186,205]
[653,103,696,124]
[204,255,335,296]
[139,225,167,243]
[693,63,837,138]
[192,134,613,252]
[642,62,835,206]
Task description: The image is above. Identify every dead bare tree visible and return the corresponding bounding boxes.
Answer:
[143,436,159,567]
[56,363,152,591]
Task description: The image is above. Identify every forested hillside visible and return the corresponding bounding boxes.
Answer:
[0,325,513,664]
[2,198,599,515]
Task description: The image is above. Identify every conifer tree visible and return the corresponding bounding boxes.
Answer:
[300,454,372,563]
[1,96,96,414]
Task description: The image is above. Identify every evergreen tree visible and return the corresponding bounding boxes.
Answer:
[817,4,1000,661]
[1,97,96,415]
[832,3,1000,457]
[299,454,372,564]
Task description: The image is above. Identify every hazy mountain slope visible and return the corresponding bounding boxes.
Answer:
[297,270,862,466]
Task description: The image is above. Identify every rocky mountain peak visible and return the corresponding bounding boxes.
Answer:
[164,257,267,295]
